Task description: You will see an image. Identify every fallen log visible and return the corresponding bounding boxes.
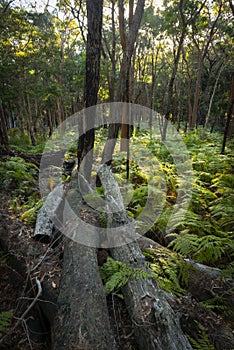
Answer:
[51,177,117,350]
[98,164,192,350]
[34,184,64,241]
[138,235,234,310]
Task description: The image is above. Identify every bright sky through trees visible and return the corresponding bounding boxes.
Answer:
[14,0,164,12]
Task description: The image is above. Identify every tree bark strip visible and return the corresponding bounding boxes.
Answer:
[98,165,192,350]
[52,180,117,350]
[77,0,103,182]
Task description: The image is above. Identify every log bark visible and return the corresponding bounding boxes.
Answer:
[98,164,192,350]
[138,236,234,310]
[51,181,117,350]
[52,239,117,350]
[34,184,64,241]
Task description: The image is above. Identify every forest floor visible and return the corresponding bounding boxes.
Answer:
[0,148,233,349]
[0,189,139,350]
[1,185,234,350]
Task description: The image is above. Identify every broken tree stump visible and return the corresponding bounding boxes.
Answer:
[34,184,64,241]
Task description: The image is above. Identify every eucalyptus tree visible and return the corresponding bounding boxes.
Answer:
[101,0,119,102]
[0,0,84,142]
[179,0,233,131]
[188,0,224,129]
[77,0,103,181]
[134,5,164,107]
[0,1,39,143]
[160,0,207,138]
[101,0,146,168]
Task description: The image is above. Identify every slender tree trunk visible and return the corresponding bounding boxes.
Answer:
[190,1,223,129]
[221,73,234,154]
[102,0,145,165]
[162,28,186,141]
[162,0,187,141]
[0,97,10,152]
[190,59,202,129]
[149,50,159,135]
[205,61,224,129]
[77,0,103,182]
[23,93,36,146]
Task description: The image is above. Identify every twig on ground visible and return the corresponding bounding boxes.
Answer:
[0,278,42,346]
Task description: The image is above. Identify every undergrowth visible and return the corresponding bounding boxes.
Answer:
[143,248,188,296]
[111,130,234,274]
[100,257,151,295]
[0,309,13,338]
[188,322,215,350]
[0,156,41,224]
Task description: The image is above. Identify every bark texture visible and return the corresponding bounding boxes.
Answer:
[52,239,117,350]
[51,181,117,350]
[77,0,103,181]
[102,0,145,165]
[34,184,64,240]
[98,164,192,350]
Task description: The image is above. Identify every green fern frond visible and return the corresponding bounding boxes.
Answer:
[169,232,233,265]
[100,257,150,295]
[0,309,13,337]
[143,249,185,296]
[201,296,234,318]
[168,233,199,258]
[211,174,234,190]
[188,323,215,350]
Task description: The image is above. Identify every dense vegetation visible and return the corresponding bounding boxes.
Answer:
[1,127,233,304]
[0,0,233,348]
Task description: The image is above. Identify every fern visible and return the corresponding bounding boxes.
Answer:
[100,257,150,295]
[0,157,38,194]
[143,248,185,296]
[188,323,215,350]
[193,235,233,264]
[168,232,233,265]
[0,309,13,337]
[201,296,234,319]
[168,233,199,258]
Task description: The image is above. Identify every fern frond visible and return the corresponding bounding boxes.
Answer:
[188,323,215,350]
[168,233,199,258]
[0,309,13,337]
[100,257,150,295]
[143,249,185,296]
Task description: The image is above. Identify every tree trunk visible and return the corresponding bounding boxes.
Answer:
[77,0,103,182]
[162,24,186,141]
[110,244,192,350]
[52,179,117,350]
[190,1,223,129]
[52,240,117,350]
[102,0,145,165]
[138,236,234,312]
[221,73,234,154]
[0,97,10,152]
[205,61,224,129]
[190,59,202,129]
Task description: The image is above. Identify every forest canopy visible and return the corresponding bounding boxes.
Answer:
[0,0,233,146]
